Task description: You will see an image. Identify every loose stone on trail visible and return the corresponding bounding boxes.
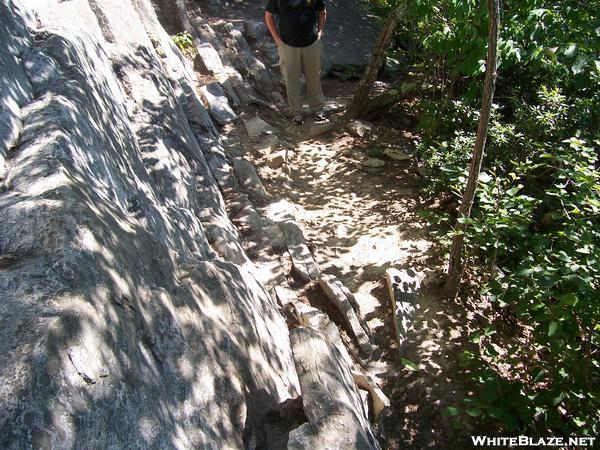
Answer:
[362,158,385,169]
[267,150,287,168]
[383,148,411,161]
[233,159,269,201]
[254,134,279,153]
[244,115,278,138]
[200,81,237,125]
[385,268,423,351]
[347,119,374,138]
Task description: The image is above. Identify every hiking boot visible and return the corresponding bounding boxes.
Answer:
[313,110,327,123]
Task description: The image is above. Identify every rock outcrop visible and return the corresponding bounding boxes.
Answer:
[0,1,383,448]
[0,1,298,448]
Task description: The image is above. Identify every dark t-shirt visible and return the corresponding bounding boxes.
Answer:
[265,0,325,48]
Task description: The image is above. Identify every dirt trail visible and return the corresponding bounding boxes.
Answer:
[226,79,476,447]
[200,4,481,448]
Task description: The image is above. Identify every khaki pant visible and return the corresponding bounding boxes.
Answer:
[277,39,325,116]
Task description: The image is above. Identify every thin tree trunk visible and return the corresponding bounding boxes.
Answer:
[342,1,408,122]
[444,0,500,298]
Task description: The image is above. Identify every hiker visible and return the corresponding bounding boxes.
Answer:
[265,0,327,125]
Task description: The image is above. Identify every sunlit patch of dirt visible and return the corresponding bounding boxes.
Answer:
[228,77,487,447]
[199,4,490,445]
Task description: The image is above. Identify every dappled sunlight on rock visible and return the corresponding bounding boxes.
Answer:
[0,0,302,447]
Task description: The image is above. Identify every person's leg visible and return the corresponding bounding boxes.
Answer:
[277,43,303,117]
[301,39,325,113]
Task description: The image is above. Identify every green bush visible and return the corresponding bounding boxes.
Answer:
[172,31,193,51]
[389,0,600,436]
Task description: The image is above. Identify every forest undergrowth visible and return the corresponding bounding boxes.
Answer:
[369,0,599,437]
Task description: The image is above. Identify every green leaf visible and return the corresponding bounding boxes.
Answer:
[506,186,521,196]
[466,408,482,417]
[443,406,461,417]
[529,8,548,19]
[572,55,587,74]
[401,358,419,371]
[548,322,558,337]
[575,247,591,254]
[573,417,586,427]
[484,326,496,336]
[563,44,577,58]
[488,406,504,419]
[479,172,492,183]
[559,293,579,306]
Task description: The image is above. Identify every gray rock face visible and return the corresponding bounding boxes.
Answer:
[243,20,268,42]
[290,328,380,450]
[200,81,238,125]
[318,274,374,358]
[287,423,317,449]
[0,0,35,180]
[212,21,274,97]
[202,0,380,72]
[0,0,300,448]
[234,158,269,202]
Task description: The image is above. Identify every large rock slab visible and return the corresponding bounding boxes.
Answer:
[287,422,317,450]
[0,1,300,448]
[213,21,274,96]
[279,219,320,282]
[196,41,226,75]
[290,298,353,368]
[0,0,35,180]
[321,0,380,70]
[243,20,268,42]
[290,327,380,450]
[267,200,321,283]
[318,274,374,358]
[191,18,256,107]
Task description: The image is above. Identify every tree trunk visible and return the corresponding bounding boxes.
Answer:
[342,1,408,123]
[444,0,501,298]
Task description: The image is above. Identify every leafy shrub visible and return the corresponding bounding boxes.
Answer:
[402,0,600,435]
[172,31,194,52]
